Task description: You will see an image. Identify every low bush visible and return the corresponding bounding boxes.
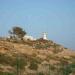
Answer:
[29,61,38,70]
[0,53,12,65]
[0,72,15,75]
[37,72,44,75]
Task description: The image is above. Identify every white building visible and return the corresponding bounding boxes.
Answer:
[42,32,48,40]
[23,35,36,41]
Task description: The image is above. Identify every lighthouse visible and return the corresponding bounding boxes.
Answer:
[42,32,48,40]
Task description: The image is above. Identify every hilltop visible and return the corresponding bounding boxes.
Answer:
[0,38,75,75]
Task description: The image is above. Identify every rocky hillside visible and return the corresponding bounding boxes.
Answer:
[0,38,75,75]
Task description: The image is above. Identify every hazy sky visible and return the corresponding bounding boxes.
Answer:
[0,0,75,50]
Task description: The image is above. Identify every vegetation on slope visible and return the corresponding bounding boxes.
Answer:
[0,36,75,75]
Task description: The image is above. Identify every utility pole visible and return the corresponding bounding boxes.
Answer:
[16,53,19,75]
[48,64,50,75]
[16,51,21,75]
[42,63,50,75]
[11,46,21,75]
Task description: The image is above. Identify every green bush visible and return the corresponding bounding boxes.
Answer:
[57,62,75,75]
[0,72,15,75]
[0,53,12,65]
[29,61,38,70]
[35,44,42,49]
[37,72,44,75]
[12,56,27,69]
[35,43,50,49]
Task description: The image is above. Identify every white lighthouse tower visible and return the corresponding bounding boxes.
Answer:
[42,32,48,40]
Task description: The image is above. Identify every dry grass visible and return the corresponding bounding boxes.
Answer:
[0,39,75,75]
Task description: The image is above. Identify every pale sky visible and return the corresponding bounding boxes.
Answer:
[0,0,75,50]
